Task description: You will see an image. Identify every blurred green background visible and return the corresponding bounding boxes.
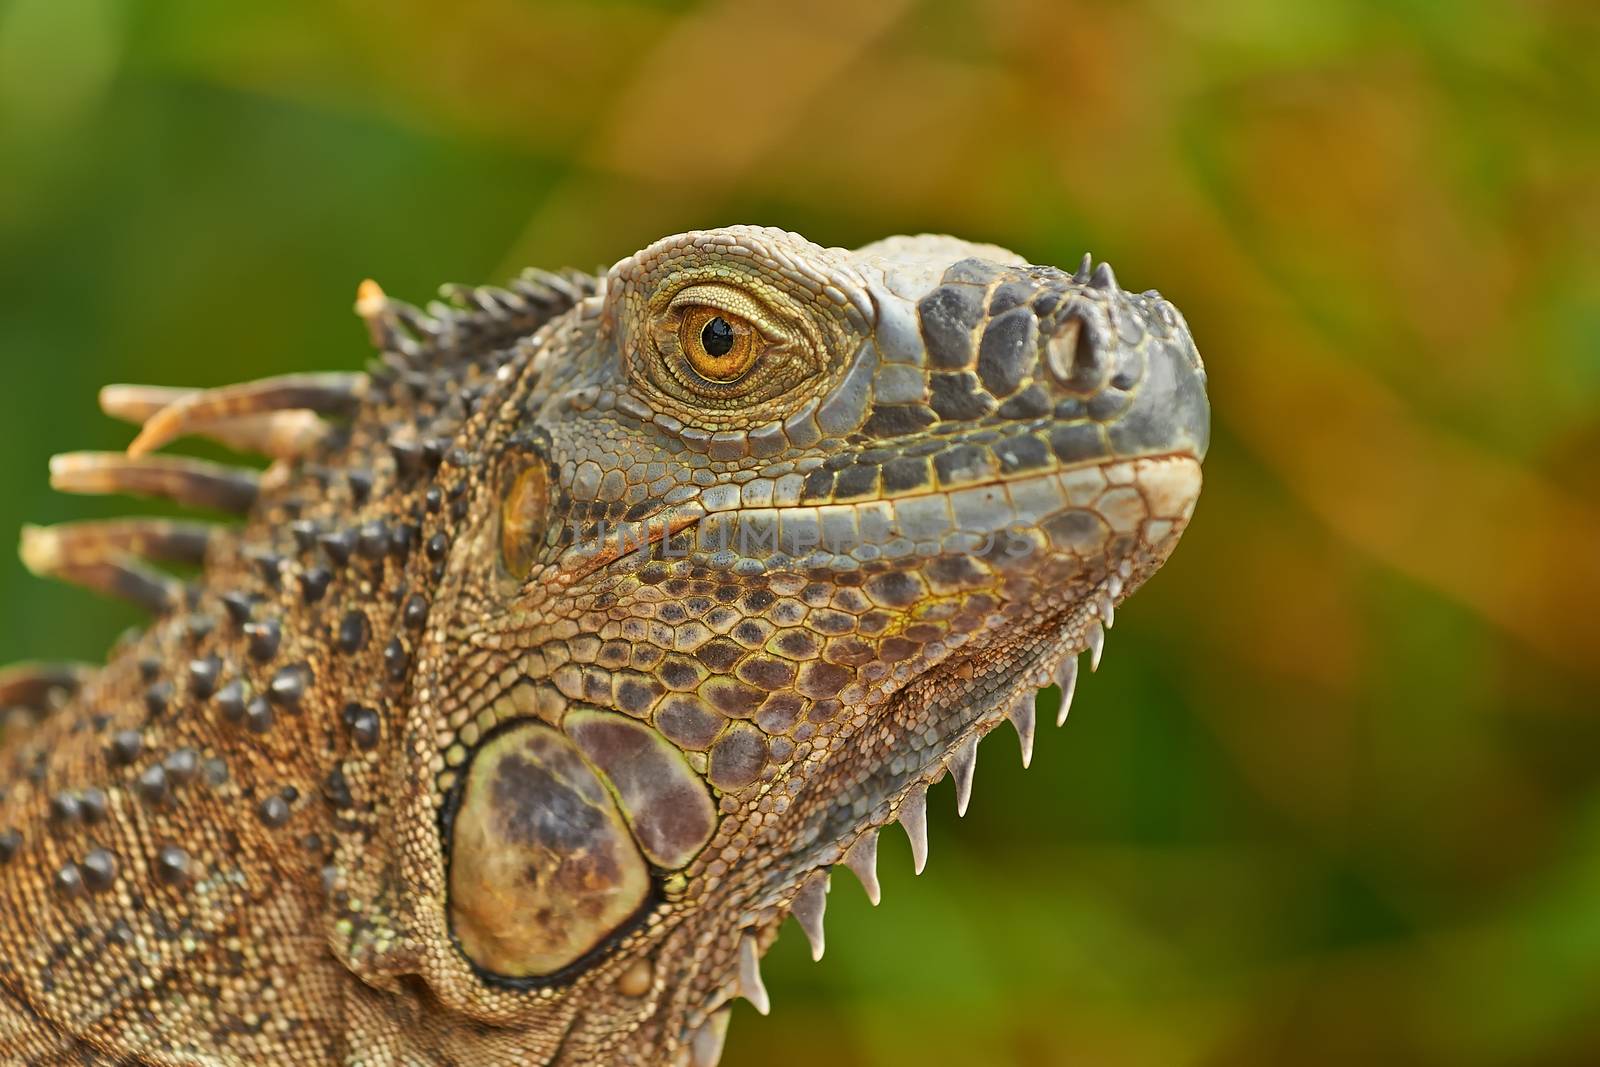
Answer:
[2,1,1598,1064]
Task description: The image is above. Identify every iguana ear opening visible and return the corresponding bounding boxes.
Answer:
[498,463,550,582]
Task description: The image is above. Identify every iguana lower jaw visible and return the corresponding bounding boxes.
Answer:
[1,226,1207,1067]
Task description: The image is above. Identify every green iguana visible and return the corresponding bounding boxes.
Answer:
[0,227,1208,1065]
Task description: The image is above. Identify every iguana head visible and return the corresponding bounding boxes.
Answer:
[369,226,1207,1061]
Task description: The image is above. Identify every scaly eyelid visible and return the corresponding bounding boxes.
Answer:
[665,283,787,345]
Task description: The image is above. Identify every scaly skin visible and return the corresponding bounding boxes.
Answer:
[0,227,1208,1065]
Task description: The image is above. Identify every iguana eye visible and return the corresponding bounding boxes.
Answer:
[678,306,758,383]
[617,245,855,425]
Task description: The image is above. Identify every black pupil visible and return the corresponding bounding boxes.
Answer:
[701,316,736,358]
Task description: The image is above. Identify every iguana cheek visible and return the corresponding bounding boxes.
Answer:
[447,722,649,978]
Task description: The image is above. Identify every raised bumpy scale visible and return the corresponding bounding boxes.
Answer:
[0,227,1209,1065]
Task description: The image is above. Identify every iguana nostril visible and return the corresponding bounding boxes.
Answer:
[1044,314,1103,394]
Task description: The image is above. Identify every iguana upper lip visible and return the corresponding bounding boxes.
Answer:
[782,445,1205,507]
[562,447,1201,586]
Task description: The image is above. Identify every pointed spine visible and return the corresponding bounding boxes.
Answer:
[899,784,929,875]
[946,736,978,817]
[789,871,828,962]
[50,453,259,514]
[100,384,193,422]
[22,518,214,566]
[356,279,421,357]
[737,934,770,1016]
[0,662,92,712]
[215,410,327,460]
[1055,655,1079,726]
[390,299,444,341]
[30,557,179,614]
[1008,691,1037,768]
[1085,620,1105,671]
[101,385,327,460]
[843,829,881,905]
[689,1009,731,1067]
[20,526,184,613]
[124,373,365,457]
[519,267,590,304]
